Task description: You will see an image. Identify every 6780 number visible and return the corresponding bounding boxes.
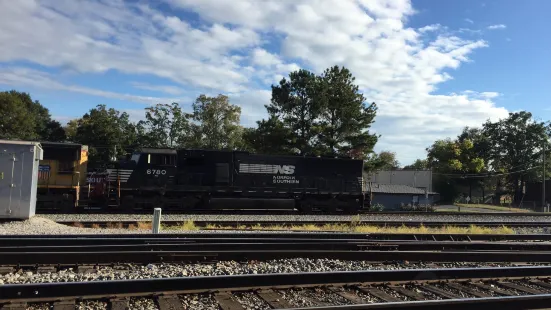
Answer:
[147,169,167,175]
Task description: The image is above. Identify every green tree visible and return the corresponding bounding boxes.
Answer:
[242,117,294,154]
[0,91,37,139]
[65,119,80,142]
[189,94,243,149]
[317,66,378,157]
[403,159,429,170]
[137,103,190,148]
[268,69,323,155]
[0,90,65,141]
[41,120,66,142]
[367,151,400,170]
[427,138,485,201]
[482,111,551,203]
[74,105,138,165]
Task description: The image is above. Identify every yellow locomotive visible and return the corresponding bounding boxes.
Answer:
[37,142,89,210]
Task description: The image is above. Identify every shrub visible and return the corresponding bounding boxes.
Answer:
[370,203,385,212]
[400,203,435,212]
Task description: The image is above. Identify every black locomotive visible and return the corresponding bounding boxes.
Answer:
[96,148,368,213]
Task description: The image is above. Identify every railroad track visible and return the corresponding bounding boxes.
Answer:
[36,209,549,216]
[3,266,551,309]
[4,234,551,266]
[57,219,551,228]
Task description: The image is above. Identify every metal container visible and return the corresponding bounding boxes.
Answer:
[0,140,43,219]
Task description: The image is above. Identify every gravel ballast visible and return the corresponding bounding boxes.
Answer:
[0,259,525,285]
[0,216,550,235]
[39,213,551,223]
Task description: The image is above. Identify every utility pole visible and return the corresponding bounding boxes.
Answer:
[543,142,546,211]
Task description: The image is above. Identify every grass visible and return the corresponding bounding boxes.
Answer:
[454,203,531,213]
[203,222,514,235]
[79,219,514,235]
[162,220,200,231]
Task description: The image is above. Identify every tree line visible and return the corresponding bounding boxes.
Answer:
[407,111,551,204]
[1,65,402,169]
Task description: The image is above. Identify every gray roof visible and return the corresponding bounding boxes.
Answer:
[367,183,437,195]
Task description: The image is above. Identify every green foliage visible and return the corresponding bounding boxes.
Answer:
[0,90,65,141]
[482,111,550,201]
[317,66,378,157]
[242,117,294,154]
[400,204,435,212]
[137,102,190,148]
[403,159,429,170]
[370,203,385,212]
[363,151,400,171]
[253,66,378,158]
[74,105,138,165]
[189,94,243,150]
[267,69,323,155]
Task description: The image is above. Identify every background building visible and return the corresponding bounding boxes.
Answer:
[364,169,438,210]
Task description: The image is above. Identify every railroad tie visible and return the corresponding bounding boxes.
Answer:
[444,282,492,298]
[156,295,184,310]
[357,287,401,302]
[470,283,515,296]
[256,289,294,308]
[529,280,551,290]
[214,292,245,310]
[420,284,462,299]
[328,287,367,304]
[0,267,15,275]
[497,282,545,295]
[109,298,129,310]
[388,286,426,301]
[0,303,26,310]
[53,300,75,310]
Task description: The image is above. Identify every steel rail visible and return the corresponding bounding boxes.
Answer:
[54,220,551,227]
[290,294,551,310]
[4,249,551,265]
[4,240,551,253]
[2,233,551,242]
[36,210,551,216]
[2,266,551,303]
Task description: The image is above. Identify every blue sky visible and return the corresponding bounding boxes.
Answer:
[0,0,549,164]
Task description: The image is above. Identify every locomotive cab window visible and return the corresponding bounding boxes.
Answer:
[130,153,141,164]
[148,153,176,166]
[58,161,75,174]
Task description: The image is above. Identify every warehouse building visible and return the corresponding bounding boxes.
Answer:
[365,169,433,192]
[364,169,438,210]
[367,183,438,210]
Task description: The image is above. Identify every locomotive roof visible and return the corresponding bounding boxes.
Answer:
[140,148,177,154]
[40,141,83,147]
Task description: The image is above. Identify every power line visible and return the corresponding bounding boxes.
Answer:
[434,166,540,178]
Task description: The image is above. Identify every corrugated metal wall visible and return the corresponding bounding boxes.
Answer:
[364,170,432,192]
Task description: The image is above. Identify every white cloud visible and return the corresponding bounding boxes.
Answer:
[464,18,474,24]
[0,0,509,164]
[130,82,185,96]
[418,24,441,33]
[487,24,507,30]
[480,92,500,99]
[0,67,183,105]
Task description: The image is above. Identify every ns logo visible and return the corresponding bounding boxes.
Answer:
[273,165,295,175]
